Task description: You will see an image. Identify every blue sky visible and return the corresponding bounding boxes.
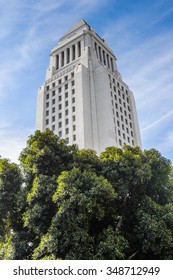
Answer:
[0,0,173,163]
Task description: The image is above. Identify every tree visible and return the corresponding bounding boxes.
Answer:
[99,145,173,259]
[19,129,77,178]
[0,158,22,259]
[33,168,128,260]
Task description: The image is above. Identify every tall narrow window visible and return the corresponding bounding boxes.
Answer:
[72,45,75,60]
[61,51,64,67]
[98,46,102,62]
[95,42,98,58]
[78,41,81,57]
[102,50,106,65]
[110,57,114,72]
[107,54,110,68]
[66,48,70,64]
[56,54,59,70]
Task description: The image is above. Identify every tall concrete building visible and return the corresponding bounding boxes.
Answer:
[36,19,141,153]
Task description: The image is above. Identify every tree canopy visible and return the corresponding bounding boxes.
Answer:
[0,129,173,260]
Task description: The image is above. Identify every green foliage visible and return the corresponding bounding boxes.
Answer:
[33,168,123,260]
[19,129,77,177]
[0,130,173,260]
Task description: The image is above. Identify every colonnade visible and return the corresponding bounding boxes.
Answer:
[55,41,81,70]
[94,42,115,72]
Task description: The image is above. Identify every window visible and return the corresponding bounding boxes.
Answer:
[59,95,62,101]
[46,85,49,91]
[73,125,76,131]
[72,89,75,95]
[65,92,68,98]
[66,137,69,144]
[71,80,75,86]
[65,84,68,90]
[46,102,49,108]
[52,99,55,105]
[107,54,110,68]
[56,55,59,70]
[78,41,81,57]
[58,79,62,84]
[71,72,74,78]
[119,139,122,146]
[46,119,49,125]
[59,131,62,137]
[73,115,76,121]
[65,109,69,116]
[61,51,64,67]
[52,116,55,122]
[46,94,49,99]
[72,106,75,112]
[59,112,62,118]
[65,119,69,125]
[52,91,55,97]
[66,48,70,64]
[72,97,75,103]
[59,104,62,110]
[110,57,114,72]
[118,130,121,136]
[73,134,76,141]
[52,82,55,88]
[52,107,55,113]
[58,87,62,93]
[46,110,49,116]
[64,75,68,81]
[65,100,68,107]
[72,45,75,60]
[102,50,106,65]
[98,46,102,62]
[52,125,55,130]
[66,128,69,134]
[59,122,62,128]
[95,42,98,58]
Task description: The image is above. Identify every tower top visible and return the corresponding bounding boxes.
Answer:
[59,19,91,42]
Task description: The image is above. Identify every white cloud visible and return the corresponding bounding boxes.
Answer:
[0,122,34,163]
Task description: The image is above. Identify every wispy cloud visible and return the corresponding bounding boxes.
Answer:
[141,108,173,131]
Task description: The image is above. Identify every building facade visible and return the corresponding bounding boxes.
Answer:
[36,19,141,153]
